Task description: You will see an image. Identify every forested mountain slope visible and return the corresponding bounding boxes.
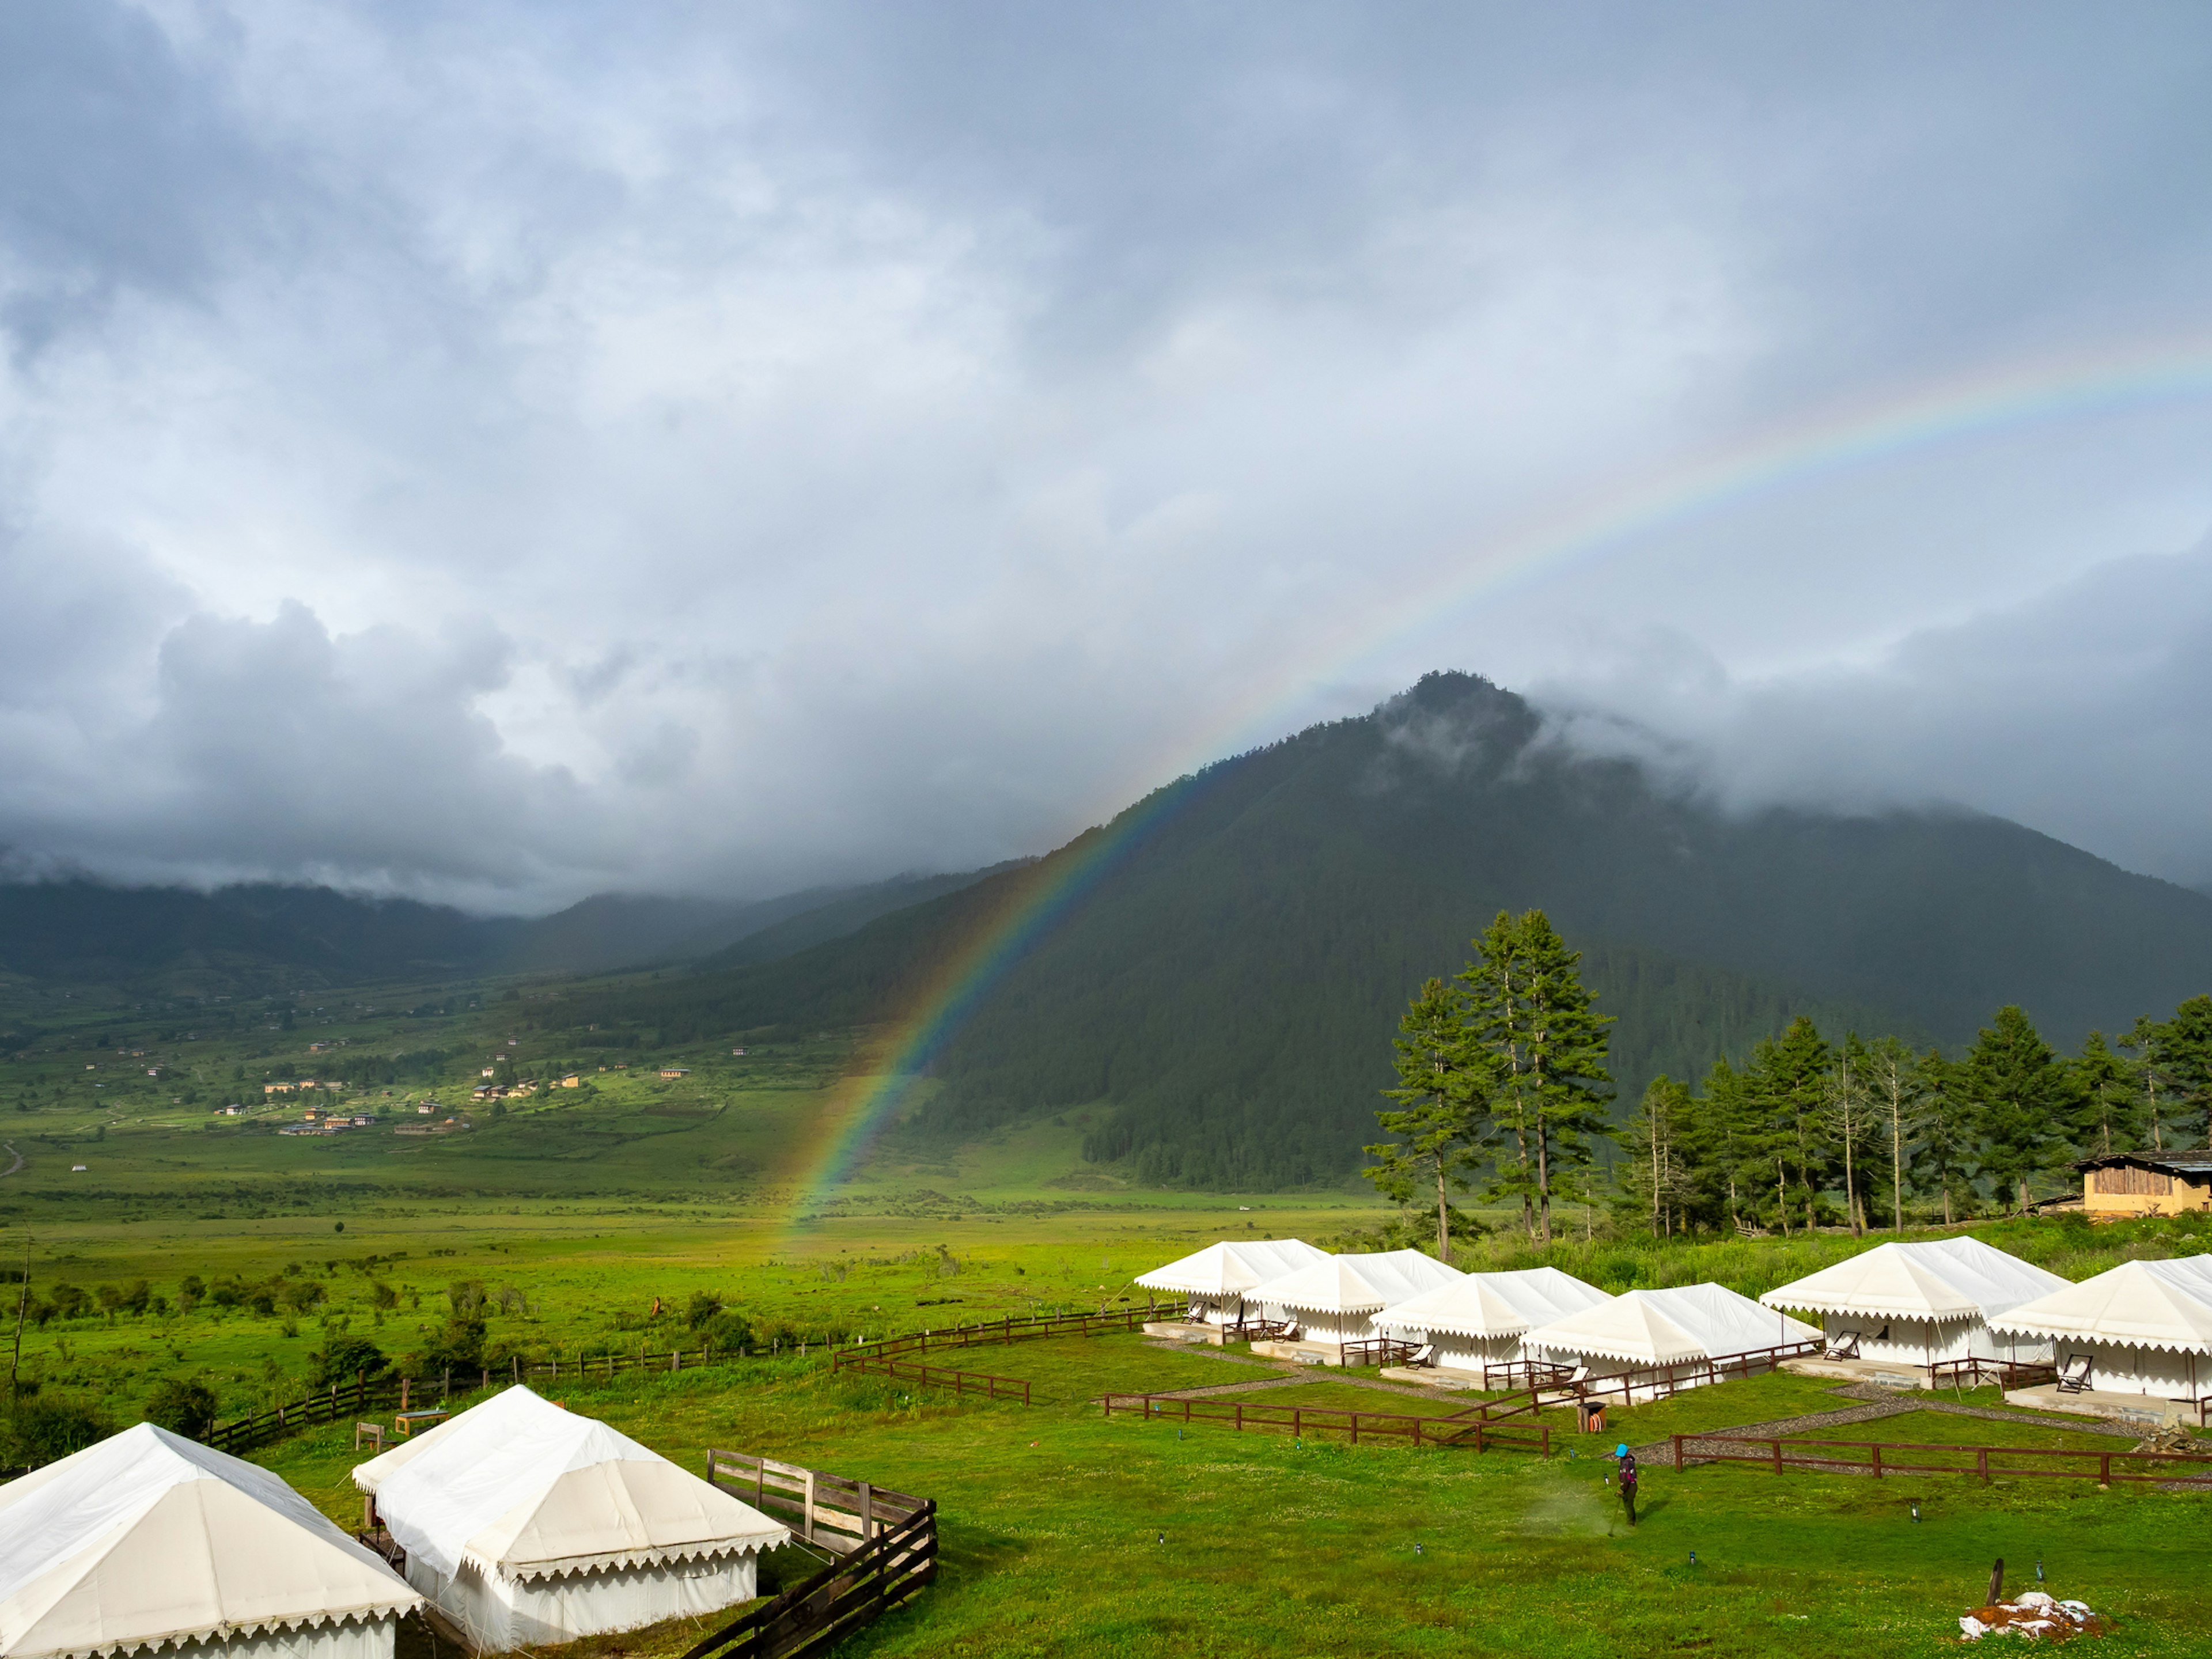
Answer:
[0,870,993,993]
[577,672,2212,1188]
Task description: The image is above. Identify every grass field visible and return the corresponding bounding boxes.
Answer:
[8,979,2212,1652]
[245,1333,2211,1659]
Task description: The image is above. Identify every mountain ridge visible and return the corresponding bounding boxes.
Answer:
[567,671,2212,1187]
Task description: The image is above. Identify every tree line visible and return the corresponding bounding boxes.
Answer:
[1619,998,2212,1238]
[1368,909,2212,1247]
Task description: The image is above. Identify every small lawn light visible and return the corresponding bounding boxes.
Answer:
[1690,1552,1697,1567]
[1911,1504,1920,1523]
[2037,1559,2045,1584]
[1415,1543,1423,1556]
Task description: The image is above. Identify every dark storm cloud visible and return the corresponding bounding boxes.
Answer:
[1532,537,2212,889]
[1,2,2210,907]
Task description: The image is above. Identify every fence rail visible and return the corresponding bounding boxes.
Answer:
[1559,1341,1825,1410]
[831,1354,1032,1403]
[1102,1391,1552,1455]
[1672,1432,2212,1487]
[683,1464,936,1659]
[834,1301,1162,1370]
[1926,1357,2059,1390]
[204,1342,736,1457]
[707,1450,927,1555]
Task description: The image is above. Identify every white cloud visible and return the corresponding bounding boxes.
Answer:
[1,2,2209,907]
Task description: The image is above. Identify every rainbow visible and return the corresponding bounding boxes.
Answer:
[783,335,2212,1219]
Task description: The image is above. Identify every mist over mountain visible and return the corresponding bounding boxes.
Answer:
[578,672,2212,1188]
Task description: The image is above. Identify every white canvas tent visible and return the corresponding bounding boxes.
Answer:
[1528,1284,1819,1397]
[1132,1239,1332,1325]
[1247,1251,1464,1351]
[0,1422,420,1659]
[1987,1255,2212,1403]
[1376,1268,1613,1377]
[354,1387,787,1650]
[1757,1237,2067,1371]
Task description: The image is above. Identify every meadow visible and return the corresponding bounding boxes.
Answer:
[6,977,2212,1654]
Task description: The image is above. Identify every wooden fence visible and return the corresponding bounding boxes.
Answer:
[707,1450,929,1554]
[1925,1357,2059,1390]
[830,1354,1033,1403]
[685,1456,936,1659]
[1102,1391,1552,1455]
[834,1301,1162,1370]
[204,1342,737,1456]
[1672,1432,2212,1487]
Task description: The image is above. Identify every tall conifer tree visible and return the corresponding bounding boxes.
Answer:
[1368,977,1487,1260]
[1965,1005,2063,1213]
[1461,909,1612,1245]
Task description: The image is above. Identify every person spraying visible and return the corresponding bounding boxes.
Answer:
[1613,1443,1639,1527]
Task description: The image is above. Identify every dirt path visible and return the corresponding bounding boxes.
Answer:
[0,1143,20,1178]
[1833,1381,2147,1440]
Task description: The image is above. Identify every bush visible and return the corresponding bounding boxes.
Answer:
[309,1333,390,1389]
[369,1280,400,1310]
[1,1395,109,1467]
[686,1290,724,1330]
[142,1377,219,1439]
[46,1282,91,1320]
[699,1309,755,1352]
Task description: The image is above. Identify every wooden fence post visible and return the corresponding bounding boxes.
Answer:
[1674,1434,1684,1472]
[1772,1439,1782,1476]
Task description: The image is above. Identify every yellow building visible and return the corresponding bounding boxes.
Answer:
[2078,1152,2212,1217]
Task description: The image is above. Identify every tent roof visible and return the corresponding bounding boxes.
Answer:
[0,1423,419,1659]
[1987,1256,2212,1354]
[1377,1268,1613,1340]
[1531,1284,1818,1366]
[354,1387,787,1583]
[1133,1239,1332,1297]
[1249,1251,1463,1316]
[1759,1237,2067,1323]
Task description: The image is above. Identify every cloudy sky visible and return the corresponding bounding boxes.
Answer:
[5,2,2212,911]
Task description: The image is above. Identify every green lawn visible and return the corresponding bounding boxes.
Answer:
[252,1350,2211,1659]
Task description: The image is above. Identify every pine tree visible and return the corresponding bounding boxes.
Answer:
[1911,1049,1978,1224]
[1366,978,1487,1261]
[2118,1014,2176,1152]
[1964,1005,2064,1213]
[1861,1035,1930,1230]
[2067,1030,2139,1159]
[1620,1074,1695,1237]
[1459,911,1539,1238]
[2161,995,2212,1147]
[1745,1018,1831,1233]
[1460,909,1613,1245]
[1820,1034,1878,1237]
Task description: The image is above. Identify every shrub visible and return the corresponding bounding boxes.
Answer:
[369,1280,400,1310]
[142,1377,219,1439]
[1,1396,109,1467]
[686,1290,724,1330]
[699,1309,755,1352]
[309,1333,390,1389]
[46,1282,92,1320]
[280,1279,325,1314]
